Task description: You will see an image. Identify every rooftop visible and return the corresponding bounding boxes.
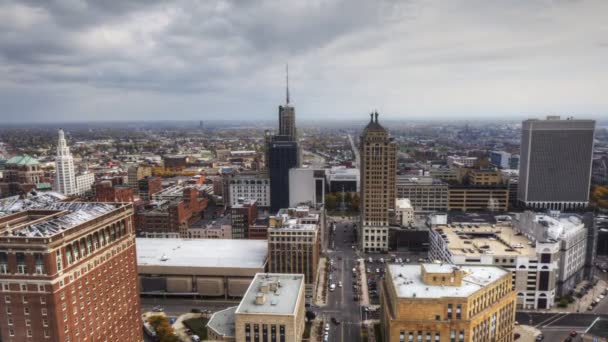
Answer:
[5,154,39,166]
[434,221,536,257]
[207,306,236,338]
[388,264,508,299]
[136,238,267,269]
[0,202,122,238]
[0,192,66,214]
[236,273,304,316]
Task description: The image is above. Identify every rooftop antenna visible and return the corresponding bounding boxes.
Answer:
[286,63,290,105]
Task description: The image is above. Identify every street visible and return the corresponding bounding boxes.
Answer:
[320,218,362,342]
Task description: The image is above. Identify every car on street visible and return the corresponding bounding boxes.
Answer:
[325,323,330,332]
[376,268,380,273]
[331,317,341,325]
[152,306,164,312]
[535,334,544,341]
[338,281,343,288]
[329,284,336,291]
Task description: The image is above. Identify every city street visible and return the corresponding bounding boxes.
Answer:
[516,312,608,341]
[320,218,362,342]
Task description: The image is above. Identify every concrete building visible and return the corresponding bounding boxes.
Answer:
[447,185,509,212]
[429,168,461,183]
[447,155,477,168]
[231,199,258,239]
[394,198,414,226]
[288,168,325,208]
[381,264,516,342]
[127,164,152,189]
[188,214,233,239]
[236,273,305,342]
[268,207,321,294]
[325,166,359,193]
[0,200,142,342]
[514,211,588,296]
[136,238,267,298]
[54,129,77,196]
[360,112,397,253]
[228,174,271,208]
[396,176,448,212]
[74,171,95,195]
[490,151,512,169]
[467,169,503,186]
[428,212,590,309]
[518,116,595,210]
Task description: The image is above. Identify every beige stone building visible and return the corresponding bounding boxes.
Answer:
[359,112,397,252]
[381,264,516,342]
[207,273,306,342]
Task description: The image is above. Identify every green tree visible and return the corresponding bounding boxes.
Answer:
[349,193,360,212]
[325,193,338,210]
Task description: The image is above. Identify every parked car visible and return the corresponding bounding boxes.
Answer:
[325,323,330,332]
[152,306,164,312]
[338,281,343,288]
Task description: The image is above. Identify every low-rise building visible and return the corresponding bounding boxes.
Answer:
[429,212,591,309]
[381,264,516,342]
[394,198,414,226]
[136,238,267,298]
[447,185,509,211]
[447,155,477,168]
[396,176,448,213]
[326,166,359,193]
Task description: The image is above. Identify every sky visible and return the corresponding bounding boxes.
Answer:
[0,0,607,123]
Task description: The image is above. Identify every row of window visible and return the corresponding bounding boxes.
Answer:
[244,323,285,342]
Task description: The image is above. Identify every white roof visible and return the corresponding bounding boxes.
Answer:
[236,273,304,316]
[136,238,267,269]
[388,264,508,299]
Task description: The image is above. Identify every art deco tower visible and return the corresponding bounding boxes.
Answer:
[359,112,396,253]
[54,128,76,195]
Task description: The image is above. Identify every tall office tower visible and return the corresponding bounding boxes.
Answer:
[518,116,595,210]
[54,129,77,196]
[359,112,396,253]
[278,64,296,142]
[0,201,142,342]
[268,136,299,212]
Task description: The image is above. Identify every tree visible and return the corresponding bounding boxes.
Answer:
[325,193,338,210]
[306,310,317,322]
[591,186,608,209]
[350,193,360,212]
[148,315,178,341]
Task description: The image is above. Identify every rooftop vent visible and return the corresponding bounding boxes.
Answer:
[270,299,279,306]
[255,293,266,305]
[160,255,169,262]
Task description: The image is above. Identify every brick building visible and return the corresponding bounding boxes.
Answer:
[137,176,162,201]
[95,181,134,202]
[0,201,142,342]
[136,187,208,237]
[230,199,258,239]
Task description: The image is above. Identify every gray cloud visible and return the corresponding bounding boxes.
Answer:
[0,0,606,122]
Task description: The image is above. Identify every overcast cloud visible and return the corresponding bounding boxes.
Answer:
[0,0,607,122]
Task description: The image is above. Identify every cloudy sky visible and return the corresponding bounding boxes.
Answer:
[0,0,607,123]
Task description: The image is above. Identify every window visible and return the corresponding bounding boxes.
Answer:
[35,253,45,274]
[39,284,45,292]
[0,252,8,274]
[42,308,48,316]
[456,304,462,319]
[5,295,10,303]
[21,284,27,291]
[447,304,453,319]
[24,307,30,315]
[16,252,27,274]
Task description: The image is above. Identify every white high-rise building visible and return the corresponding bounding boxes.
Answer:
[55,128,77,195]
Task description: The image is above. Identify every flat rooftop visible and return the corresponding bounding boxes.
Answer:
[236,273,304,316]
[435,223,536,257]
[0,201,124,238]
[388,264,508,299]
[136,238,267,269]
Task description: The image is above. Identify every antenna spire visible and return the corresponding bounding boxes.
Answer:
[286,63,290,104]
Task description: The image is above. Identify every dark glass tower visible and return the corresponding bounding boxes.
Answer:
[268,136,299,211]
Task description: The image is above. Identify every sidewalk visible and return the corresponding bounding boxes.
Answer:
[518,279,607,314]
[516,325,541,342]
[314,257,328,307]
[357,258,370,306]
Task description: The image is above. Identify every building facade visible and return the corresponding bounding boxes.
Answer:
[231,199,258,239]
[518,116,595,210]
[54,129,77,196]
[127,164,152,189]
[381,264,516,342]
[0,202,142,342]
[396,176,448,212]
[268,138,299,212]
[229,174,271,208]
[288,168,325,208]
[447,186,509,212]
[360,112,397,253]
[234,273,305,342]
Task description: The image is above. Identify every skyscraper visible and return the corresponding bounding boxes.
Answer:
[518,116,595,210]
[54,128,76,196]
[278,64,296,142]
[359,112,396,252]
[268,137,299,212]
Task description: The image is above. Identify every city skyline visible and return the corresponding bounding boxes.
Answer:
[0,0,607,122]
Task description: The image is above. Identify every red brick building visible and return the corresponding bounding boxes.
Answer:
[230,199,258,239]
[95,181,134,202]
[136,187,208,237]
[137,176,162,201]
[0,202,141,342]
